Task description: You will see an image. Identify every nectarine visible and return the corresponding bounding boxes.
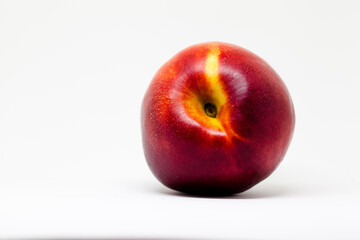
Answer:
[141,42,295,195]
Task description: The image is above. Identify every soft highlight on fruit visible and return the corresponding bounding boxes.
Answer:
[141,42,295,195]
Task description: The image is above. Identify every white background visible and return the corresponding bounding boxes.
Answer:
[1,0,360,239]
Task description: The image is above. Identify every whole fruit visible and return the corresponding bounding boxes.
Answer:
[141,42,295,195]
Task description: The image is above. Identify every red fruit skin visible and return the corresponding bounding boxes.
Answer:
[141,42,295,195]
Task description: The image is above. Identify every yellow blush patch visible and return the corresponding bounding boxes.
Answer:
[204,47,227,107]
[181,45,244,140]
[180,46,228,134]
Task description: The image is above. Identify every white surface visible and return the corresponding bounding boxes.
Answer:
[1,0,360,239]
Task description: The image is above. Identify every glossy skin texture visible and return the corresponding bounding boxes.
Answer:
[141,42,295,195]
